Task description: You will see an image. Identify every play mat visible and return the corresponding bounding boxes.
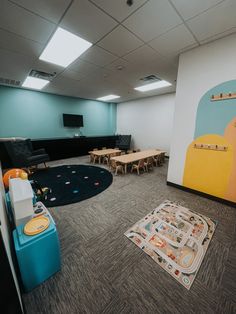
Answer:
[125,200,216,289]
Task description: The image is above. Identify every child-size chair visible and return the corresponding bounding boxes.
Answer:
[131,159,145,175]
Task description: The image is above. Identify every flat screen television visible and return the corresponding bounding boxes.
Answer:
[63,114,84,127]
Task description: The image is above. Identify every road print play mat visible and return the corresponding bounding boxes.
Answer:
[125,200,216,289]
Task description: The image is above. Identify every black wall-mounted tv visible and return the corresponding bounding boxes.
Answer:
[63,114,84,127]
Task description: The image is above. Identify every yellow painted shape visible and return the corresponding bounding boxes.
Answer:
[224,117,236,202]
[183,134,233,199]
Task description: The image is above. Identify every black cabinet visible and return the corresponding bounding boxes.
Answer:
[0,136,118,168]
[32,136,118,161]
[0,230,23,314]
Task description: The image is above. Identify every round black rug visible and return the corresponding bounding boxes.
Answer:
[30,165,113,207]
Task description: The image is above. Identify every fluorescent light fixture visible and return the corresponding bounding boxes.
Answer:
[39,27,92,67]
[22,76,49,90]
[134,80,171,92]
[97,95,120,101]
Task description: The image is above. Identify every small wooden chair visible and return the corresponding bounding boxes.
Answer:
[144,157,154,172]
[110,159,124,175]
[160,152,165,164]
[155,150,165,165]
[92,148,99,163]
[131,159,145,175]
[103,155,110,165]
[103,151,121,165]
[153,154,161,166]
[90,148,98,163]
[100,147,108,163]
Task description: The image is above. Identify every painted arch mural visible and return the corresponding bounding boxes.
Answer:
[183,80,236,202]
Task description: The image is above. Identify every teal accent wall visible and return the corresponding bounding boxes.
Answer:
[194,80,236,138]
[0,85,117,138]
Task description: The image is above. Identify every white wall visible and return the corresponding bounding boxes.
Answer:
[116,93,175,155]
[167,33,236,184]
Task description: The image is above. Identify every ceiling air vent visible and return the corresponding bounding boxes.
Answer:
[0,77,21,87]
[140,74,161,82]
[29,69,56,81]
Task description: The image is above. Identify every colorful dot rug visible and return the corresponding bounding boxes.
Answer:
[30,165,113,207]
[125,200,217,290]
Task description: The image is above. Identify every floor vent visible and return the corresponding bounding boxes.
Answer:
[0,77,21,87]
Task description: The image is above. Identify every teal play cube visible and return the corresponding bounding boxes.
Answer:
[13,214,61,292]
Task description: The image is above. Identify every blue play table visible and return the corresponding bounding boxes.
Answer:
[13,213,61,292]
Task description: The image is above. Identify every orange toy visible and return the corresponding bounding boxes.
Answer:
[3,168,28,188]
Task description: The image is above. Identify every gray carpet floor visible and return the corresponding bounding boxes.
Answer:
[23,156,236,314]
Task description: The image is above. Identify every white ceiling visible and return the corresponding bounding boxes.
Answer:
[0,0,236,103]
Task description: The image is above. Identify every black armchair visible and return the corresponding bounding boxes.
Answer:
[115,135,131,151]
[25,139,47,156]
[4,139,49,168]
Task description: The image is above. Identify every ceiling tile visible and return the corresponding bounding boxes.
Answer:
[104,58,130,72]
[149,24,197,57]
[89,0,147,22]
[0,28,43,58]
[104,57,172,89]
[77,75,127,99]
[123,45,163,65]
[97,25,143,57]
[85,67,113,80]
[76,69,114,95]
[51,75,81,91]
[69,59,101,75]
[106,63,155,86]
[60,0,118,43]
[147,58,178,78]
[79,45,118,67]
[121,60,177,88]
[0,0,181,101]
[199,27,236,45]
[44,83,68,96]
[0,48,34,82]
[170,0,224,20]
[99,73,133,89]
[61,69,87,81]
[187,0,236,42]
[123,0,182,42]
[9,0,71,23]
[0,0,55,44]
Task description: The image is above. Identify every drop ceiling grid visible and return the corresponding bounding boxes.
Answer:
[0,0,232,52]
[0,0,235,102]
[8,0,73,24]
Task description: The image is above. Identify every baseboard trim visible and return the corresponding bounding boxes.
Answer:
[166,181,236,208]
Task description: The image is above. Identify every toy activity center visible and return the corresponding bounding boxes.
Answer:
[0,1,235,313]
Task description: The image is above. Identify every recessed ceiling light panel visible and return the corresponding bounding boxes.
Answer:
[134,80,171,92]
[22,76,49,90]
[39,27,92,67]
[97,95,120,101]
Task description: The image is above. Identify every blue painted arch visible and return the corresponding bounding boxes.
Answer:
[194,80,236,139]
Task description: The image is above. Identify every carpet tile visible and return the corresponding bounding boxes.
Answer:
[23,156,236,314]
